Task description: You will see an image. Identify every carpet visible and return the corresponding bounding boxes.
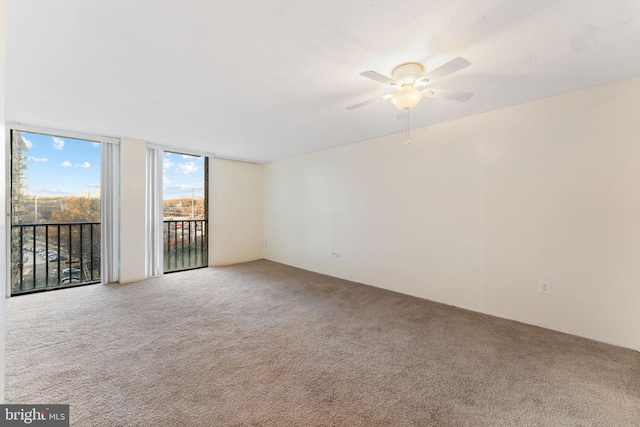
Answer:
[5,260,640,426]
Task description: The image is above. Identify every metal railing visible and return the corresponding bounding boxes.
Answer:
[11,220,207,294]
[11,222,101,295]
[164,219,208,273]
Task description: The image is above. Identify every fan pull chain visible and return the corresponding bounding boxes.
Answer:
[405,110,411,146]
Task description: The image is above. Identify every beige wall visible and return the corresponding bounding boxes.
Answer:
[209,158,264,266]
[119,138,147,283]
[264,76,640,351]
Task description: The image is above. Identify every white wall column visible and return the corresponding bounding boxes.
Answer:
[120,138,147,283]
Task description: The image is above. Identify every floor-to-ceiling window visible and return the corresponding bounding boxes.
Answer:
[10,130,102,294]
[162,151,208,272]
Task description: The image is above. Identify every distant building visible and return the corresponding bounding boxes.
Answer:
[11,131,29,224]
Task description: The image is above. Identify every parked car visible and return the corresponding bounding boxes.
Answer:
[60,277,82,285]
[62,267,82,276]
[42,250,57,259]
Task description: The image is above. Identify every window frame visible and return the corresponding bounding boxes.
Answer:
[5,124,120,296]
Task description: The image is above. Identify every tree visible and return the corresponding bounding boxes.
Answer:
[50,196,100,223]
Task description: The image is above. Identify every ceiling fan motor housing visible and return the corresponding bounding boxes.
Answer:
[391,62,424,86]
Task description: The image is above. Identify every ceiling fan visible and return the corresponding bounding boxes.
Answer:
[346,57,473,112]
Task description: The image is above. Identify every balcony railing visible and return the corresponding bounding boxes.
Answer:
[11,222,101,295]
[11,220,207,294]
[164,219,208,273]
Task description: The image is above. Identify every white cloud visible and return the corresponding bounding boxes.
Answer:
[28,157,48,162]
[22,136,34,149]
[59,160,72,167]
[77,161,91,168]
[92,142,100,148]
[174,162,199,174]
[182,154,198,159]
[53,137,65,150]
[163,175,172,184]
[163,158,175,169]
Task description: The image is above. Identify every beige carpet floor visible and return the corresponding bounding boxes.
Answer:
[5,260,640,426]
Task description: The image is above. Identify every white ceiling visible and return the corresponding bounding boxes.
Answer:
[6,1,640,162]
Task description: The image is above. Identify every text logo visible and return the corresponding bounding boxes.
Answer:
[1,405,69,426]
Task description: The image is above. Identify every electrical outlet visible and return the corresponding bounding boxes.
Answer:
[331,252,341,258]
[538,280,550,295]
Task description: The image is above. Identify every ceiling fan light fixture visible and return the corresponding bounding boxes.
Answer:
[390,85,424,111]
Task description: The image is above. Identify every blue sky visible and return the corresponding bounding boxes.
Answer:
[18,131,101,197]
[18,131,205,199]
[163,151,205,199]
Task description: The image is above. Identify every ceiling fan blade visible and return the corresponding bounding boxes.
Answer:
[426,88,474,102]
[423,57,471,82]
[346,94,393,110]
[414,78,430,89]
[360,70,398,86]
